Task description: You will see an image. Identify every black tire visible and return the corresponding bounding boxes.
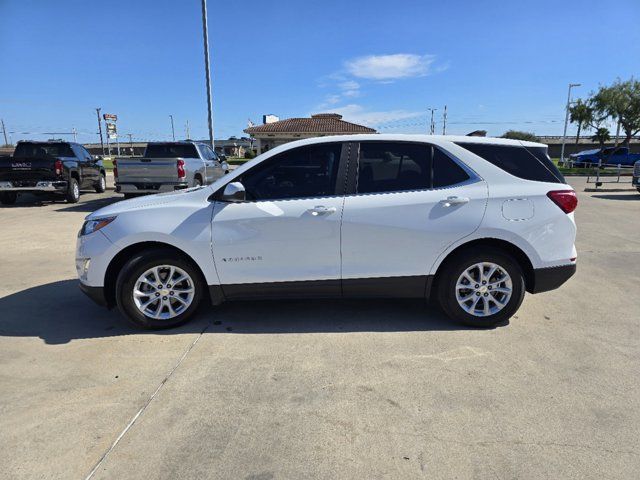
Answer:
[115,249,204,329]
[123,193,137,200]
[66,177,80,203]
[0,192,18,205]
[95,173,107,193]
[193,176,203,187]
[437,248,525,328]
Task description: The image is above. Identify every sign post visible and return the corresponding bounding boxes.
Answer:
[103,114,118,157]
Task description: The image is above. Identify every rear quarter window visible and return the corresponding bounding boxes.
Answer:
[455,142,565,184]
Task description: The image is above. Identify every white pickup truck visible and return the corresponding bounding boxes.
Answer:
[114,141,229,198]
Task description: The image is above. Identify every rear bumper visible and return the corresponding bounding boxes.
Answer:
[79,282,109,308]
[115,182,189,194]
[0,180,67,192]
[531,263,576,293]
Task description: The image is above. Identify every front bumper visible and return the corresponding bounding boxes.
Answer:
[0,180,67,192]
[79,282,109,307]
[530,263,576,293]
[115,182,189,194]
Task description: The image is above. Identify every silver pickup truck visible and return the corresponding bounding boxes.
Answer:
[114,141,229,198]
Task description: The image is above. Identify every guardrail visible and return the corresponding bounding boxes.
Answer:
[583,162,635,188]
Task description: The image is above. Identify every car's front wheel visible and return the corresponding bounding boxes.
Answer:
[115,249,205,329]
[437,248,525,328]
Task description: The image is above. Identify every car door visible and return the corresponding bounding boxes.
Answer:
[211,142,348,298]
[341,141,488,297]
[71,145,92,188]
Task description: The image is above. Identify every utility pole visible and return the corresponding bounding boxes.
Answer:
[201,0,215,148]
[186,120,191,140]
[427,108,437,135]
[169,114,176,141]
[560,83,581,164]
[442,105,448,135]
[0,118,8,146]
[95,108,105,156]
[72,127,77,142]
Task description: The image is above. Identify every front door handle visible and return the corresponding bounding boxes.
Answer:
[308,205,337,216]
[440,196,470,207]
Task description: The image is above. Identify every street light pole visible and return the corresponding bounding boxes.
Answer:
[560,83,581,164]
[169,114,176,141]
[201,0,215,148]
[96,108,105,156]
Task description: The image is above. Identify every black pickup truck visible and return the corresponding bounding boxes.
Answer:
[0,140,106,205]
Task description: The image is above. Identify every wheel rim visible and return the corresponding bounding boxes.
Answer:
[73,182,79,198]
[455,262,513,317]
[133,265,195,320]
[100,176,106,189]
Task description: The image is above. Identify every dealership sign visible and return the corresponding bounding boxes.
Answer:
[106,122,117,139]
[103,113,117,122]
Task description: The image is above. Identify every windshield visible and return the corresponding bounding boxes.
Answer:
[14,143,75,158]
[145,144,199,158]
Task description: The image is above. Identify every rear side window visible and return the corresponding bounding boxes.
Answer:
[145,144,199,158]
[456,142,564,183]
[358,142,430,193]
[356,142,470,193]
[432,148,470,188]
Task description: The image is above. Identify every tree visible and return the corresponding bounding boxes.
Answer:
[569,99,594,144]
[591,78,640,148]
[501,130,540,142]
[591,127,611,150]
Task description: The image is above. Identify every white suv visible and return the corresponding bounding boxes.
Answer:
[76,135,577,329]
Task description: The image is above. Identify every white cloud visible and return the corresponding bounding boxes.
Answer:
[345,54,436,80]
[324,104,424,128]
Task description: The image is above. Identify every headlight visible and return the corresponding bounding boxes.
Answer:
[80,216,116,236]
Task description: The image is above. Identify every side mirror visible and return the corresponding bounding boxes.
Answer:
[221,182,245,202]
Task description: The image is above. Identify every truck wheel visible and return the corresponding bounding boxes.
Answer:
[115,249,204,329]
[0,192,18,205]
[95,173,106,193]
[66,178,80,203]
[193,176,202,187]
[437,248,525,328]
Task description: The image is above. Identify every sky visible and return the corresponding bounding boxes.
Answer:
[1,0,639,144]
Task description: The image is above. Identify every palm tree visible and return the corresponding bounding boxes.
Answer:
[569,99,593,145]
[591,127,611,148]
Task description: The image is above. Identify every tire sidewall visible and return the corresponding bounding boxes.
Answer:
[67,178,80,203]
[96,174,106,193]
[438,249,525,328]
[116,250,204,329]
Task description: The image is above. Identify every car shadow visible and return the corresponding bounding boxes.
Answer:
[55,195,123,212]
[591,193,639,201]
[0,280,495,345]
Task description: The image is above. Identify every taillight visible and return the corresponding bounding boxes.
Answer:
[54,159,62,176]
[113,159,118,178]
[177,159,186,179]
[547,190,578,214]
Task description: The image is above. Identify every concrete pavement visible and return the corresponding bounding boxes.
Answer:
[0,176,638,479]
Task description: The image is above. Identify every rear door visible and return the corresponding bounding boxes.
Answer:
[341,141,488,296]
[211,142,348,298]
[75,145,99,187]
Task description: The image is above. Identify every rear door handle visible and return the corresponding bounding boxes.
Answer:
[308,205,337,215]
[440,196,470,207]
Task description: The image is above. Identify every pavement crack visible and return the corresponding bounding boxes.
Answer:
[84,323,210,480]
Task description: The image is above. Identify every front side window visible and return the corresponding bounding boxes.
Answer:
[241,143,342,201]
[357,142,430,193]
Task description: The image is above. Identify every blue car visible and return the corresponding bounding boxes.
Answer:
[569,146,640,167]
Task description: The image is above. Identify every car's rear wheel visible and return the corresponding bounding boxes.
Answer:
[66,178,80,203]
[437,248,525,328]
[115,249,204,329]
[95,173,106,193]
[0,192,18,205]
[193,176,202,187]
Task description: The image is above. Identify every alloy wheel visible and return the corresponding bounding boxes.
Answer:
[132,265,195,320]
[455,262,513,317]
